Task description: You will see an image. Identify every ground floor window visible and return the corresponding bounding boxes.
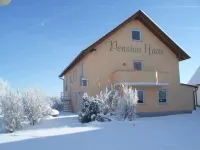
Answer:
[158,89,168,103]
[137,90,144,104]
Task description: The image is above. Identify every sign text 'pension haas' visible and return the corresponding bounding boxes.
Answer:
[109,40,163,55]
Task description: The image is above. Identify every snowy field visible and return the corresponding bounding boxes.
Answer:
[0,110,200,150]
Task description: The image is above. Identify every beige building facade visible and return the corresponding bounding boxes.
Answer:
[59,10,198,116]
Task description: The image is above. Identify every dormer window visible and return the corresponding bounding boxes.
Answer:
[132,29,141,41]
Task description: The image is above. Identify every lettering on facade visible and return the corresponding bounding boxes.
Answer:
[109,40,163,55]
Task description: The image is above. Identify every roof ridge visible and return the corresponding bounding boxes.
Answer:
[59,10,190,77]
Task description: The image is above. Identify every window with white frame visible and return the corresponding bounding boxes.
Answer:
[132,29,142,41]
[137,90,144,104]
[133,61,143,71]
[81,78,88,87]
[158,89,168,103]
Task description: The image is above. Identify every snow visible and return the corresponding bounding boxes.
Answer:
[0,116,3,133]
[0,110,200,150]
[50,109,59,116]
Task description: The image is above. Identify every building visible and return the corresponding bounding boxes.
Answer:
[59,10,198,116]
[189,66,200,106]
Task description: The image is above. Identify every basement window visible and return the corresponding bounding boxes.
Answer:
[158,89,168,103]
[132,29,142,41]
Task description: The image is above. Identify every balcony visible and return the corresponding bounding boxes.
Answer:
[60,92,70,101]
[112,69,169,86]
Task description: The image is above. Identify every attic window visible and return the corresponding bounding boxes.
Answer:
[132,29,141,41]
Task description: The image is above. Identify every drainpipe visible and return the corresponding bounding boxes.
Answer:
[193,86,198,110]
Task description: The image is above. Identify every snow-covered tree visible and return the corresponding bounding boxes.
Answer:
[116,85,138,121]
[22,89,52,125]
[78,93,102,123]
[49,96,64,111]
[0,78,9,96]
[0,90,25,133]
[97,87,120,114]
[0,78,10,115]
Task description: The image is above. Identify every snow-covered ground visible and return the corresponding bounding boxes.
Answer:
[0,110,200,150]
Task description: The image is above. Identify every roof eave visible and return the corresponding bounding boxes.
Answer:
[59,10,191,77]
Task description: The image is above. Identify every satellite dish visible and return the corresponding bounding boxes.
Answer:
[0,0,11,6]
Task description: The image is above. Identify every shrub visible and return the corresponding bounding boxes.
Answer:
[96,114,111,122]
[78,93,102,123]
[49,97,64,111]
[0,91,25,133]
[116,85,138,121]
[79,85,138,123]
[97,87,120,115]
[22,89,52,126]
[0,79,10,115]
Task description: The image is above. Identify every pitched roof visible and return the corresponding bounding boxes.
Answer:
[181,83,198,88]
[59,10,190,77]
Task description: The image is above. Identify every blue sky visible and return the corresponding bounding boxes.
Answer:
[0,0,200,96]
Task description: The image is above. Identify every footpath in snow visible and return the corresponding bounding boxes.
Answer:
[0,110,200,150]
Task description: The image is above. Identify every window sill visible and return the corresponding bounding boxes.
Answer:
[137,103,145,105]
[132,39,142,42]
[158,102,168,105]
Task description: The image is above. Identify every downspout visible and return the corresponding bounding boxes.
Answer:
[193,86,198,110]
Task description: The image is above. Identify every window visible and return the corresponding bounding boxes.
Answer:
[75,93,78,104]
[81,78,88,87]
[137,90,144,104]
[65,76,68,91]
[132,29,141,41]
[73,70,75,82]
[73,68,77,82]
[80,64,84,86]
[70,73,73,83]
[158,89,168,103]
[133,61,143,71]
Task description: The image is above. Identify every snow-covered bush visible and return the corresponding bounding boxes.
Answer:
[50,109,59,117]
[79,85,138,123]
[78,93,102,123]
[97,87,120,114]
[0,78,9,96]
[49,97,64,111]
[116,85,138,121]
[0,90,25,133]
[0,79,10,115]
[22,89,52,125]
[96,114,111,122]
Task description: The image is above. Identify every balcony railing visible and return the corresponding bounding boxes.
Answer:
[112,69,169,85]
[60,92,70,102]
